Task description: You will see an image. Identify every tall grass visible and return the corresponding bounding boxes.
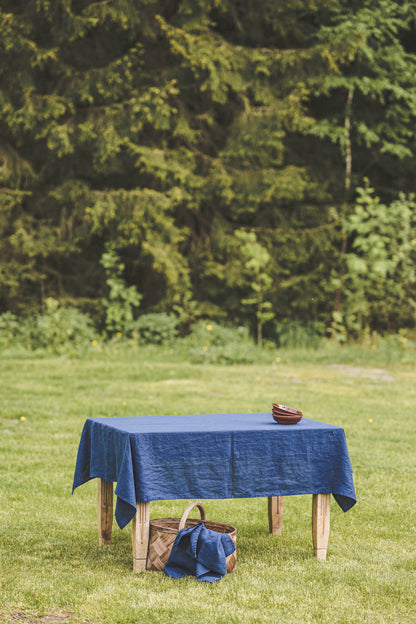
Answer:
[0,345,415,623]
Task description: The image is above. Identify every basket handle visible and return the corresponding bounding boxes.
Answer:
[178,502,206,531]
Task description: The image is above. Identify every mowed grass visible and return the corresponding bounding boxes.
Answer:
[0,346,415,624]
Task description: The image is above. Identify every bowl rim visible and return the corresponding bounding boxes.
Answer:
[272,403,302,415]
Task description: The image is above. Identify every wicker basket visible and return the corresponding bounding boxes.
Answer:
[146,502,237,573]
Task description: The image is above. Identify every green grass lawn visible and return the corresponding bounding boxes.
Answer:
[1,345,415,623]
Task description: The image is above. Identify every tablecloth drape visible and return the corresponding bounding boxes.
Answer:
[72,413,356,529]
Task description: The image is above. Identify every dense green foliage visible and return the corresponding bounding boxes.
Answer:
[1,0,416,339]
[343,182,416,336]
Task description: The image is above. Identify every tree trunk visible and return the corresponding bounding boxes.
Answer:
[257,286,263,347]
[334,88,354,315]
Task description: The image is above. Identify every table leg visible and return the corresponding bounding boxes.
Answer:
[268,496,284,535]
[97,478,113,545]
[132,501,150,573]
[312,493,330,560]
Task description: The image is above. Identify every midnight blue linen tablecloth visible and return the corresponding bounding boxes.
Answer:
[72,413,356,529]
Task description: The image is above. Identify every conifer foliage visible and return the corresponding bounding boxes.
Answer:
[1,1,416,336]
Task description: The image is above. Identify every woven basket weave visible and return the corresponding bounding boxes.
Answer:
[146,502,237,573]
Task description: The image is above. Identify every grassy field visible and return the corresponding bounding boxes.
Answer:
[1,345,415,624]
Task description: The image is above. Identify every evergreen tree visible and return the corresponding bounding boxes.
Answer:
[1,0,415,337]
[309,0,416,324]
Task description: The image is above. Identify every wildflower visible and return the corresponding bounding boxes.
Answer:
[116,332,122,338]
[91,339,97,346]
[368,418,373,424]
[206,324,213,331]
[203,345,208,351]
[275,357,281,363]
[20,416,26,422]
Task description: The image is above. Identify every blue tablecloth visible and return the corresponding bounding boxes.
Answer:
[72,413,356,529]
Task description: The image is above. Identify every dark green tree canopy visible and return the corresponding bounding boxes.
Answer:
[1,0,416,336]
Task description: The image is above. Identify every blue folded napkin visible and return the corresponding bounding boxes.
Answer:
[164,523,236,582]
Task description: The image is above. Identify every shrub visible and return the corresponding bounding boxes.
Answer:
[186,320,251,347]
[274,320,324,349]
[129,313,178,344]
[34,299,95,353]
[0,312,22,349]
[185,320,258,364]
[100,248,142,335]
[0,299,95,354]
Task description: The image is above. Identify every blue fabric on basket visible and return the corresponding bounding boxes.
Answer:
[164,522,236,582]
[72,413,357,529]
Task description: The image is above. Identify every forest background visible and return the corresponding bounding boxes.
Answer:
[1,0,416,350]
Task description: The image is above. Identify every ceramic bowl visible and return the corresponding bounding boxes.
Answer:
[272,403,303,424]
[272,412,302,425]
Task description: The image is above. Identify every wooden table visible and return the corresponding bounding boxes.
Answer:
[73,413,355,572]
[97,479,331,571]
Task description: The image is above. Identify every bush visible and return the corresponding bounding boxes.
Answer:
[274,320,324,349]
[186,320,250,347]
[128,313,178,344]
[185,320,258,364]
[0,312,22,349]
[0,299,95,355]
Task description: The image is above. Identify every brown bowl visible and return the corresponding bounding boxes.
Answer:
[273,407,303,416]
[272,413,303,425]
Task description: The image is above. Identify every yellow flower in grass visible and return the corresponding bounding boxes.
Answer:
[91,339,98,346]
[20,416,26,422]
[275,357,281,363]
[116,332,122,338]
[206,324,213,331]
[368,418,373,424]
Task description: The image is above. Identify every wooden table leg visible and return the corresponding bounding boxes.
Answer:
[97,478,113,545]
[312,493,330,560]
[268,496,284,535]
[132,501,150,573]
